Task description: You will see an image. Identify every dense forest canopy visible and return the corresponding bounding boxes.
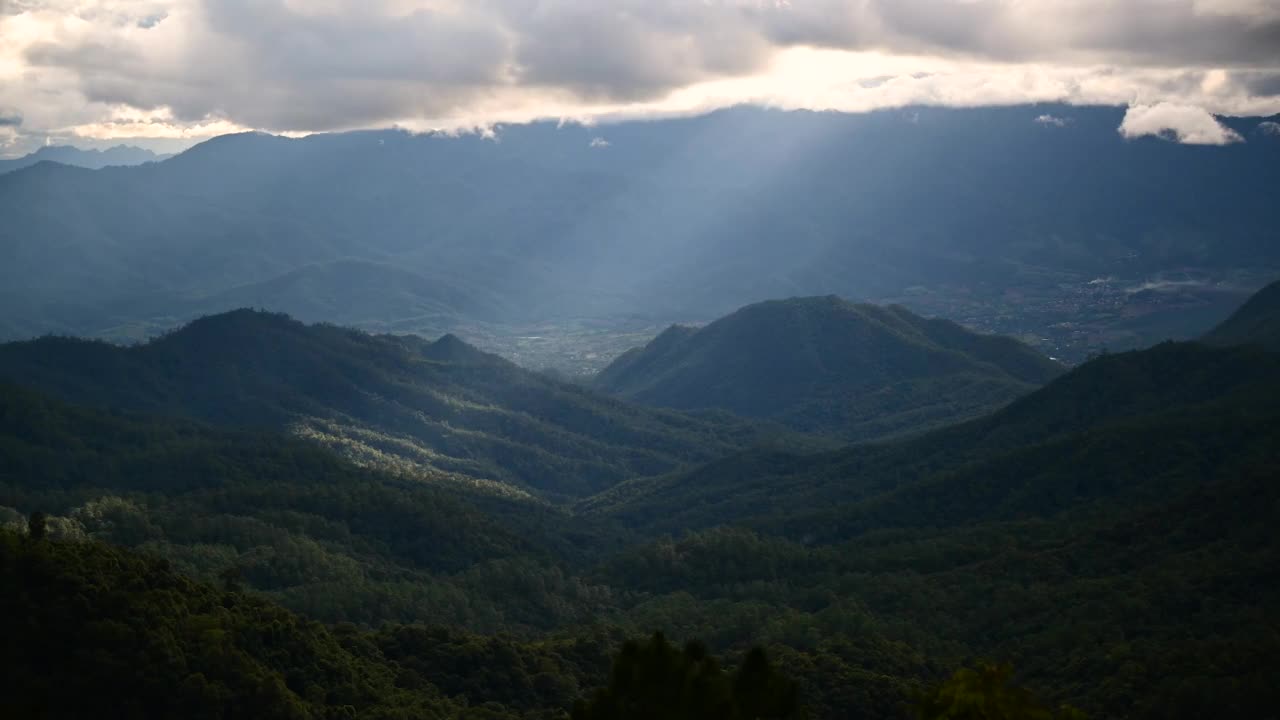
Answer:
[2,280,1279,718]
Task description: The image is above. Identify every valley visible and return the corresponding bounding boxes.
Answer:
[456,265,1271,375]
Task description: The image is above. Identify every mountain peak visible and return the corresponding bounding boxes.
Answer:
[0,144,166,175]
[422,333,505,366]
[1203,279,1280,351]
[165,308,301,336]
[595,297,1062,440]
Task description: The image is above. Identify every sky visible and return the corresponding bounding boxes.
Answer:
[2,0,1279,157]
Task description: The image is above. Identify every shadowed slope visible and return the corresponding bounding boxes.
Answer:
[0,310,775,499]
[595,296,1063,440]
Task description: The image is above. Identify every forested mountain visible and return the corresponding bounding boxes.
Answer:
[0,379,907,717]
[580,341,1280,718]
[0,144,168,175]
[0,524,645,719]
[4,521,822,720]
[2,106,1278,343]
[585,342,1280,533]
[3,330,1279,717]
[1203,278,1280,350]
[0,380,627,628]
[0,310,776,500]
[594,296,1062,439]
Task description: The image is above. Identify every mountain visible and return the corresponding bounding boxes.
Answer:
[1203,278,1280,350]
[190,258,509,330]
[4,325,1279,718]
[0,309,777,500]
[581,341,1280,718]
[1,106,1278,349]
[0,377,918,719]
[0,380,608,628]
[0,144,168,174]
[593,296,1064,439]
[584,341,1280,534]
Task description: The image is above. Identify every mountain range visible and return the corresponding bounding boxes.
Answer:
[578,336,1280,720]
[0,309,779,500]
[0,144,169,175]
[594,296,1063,439]
[1,105,1278,351]
[1,281,1279,718]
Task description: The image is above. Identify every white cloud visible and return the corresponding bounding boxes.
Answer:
[1118,102,1244,144]
[0,0,1278,154]
[588,136,610,148]
[1260,120,1280,135]
[1035,114,1069,127]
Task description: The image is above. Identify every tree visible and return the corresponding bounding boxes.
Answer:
[219,566,244,593]
[27,512,48,541]
[572,633,799,720]
[916,663,1086,720]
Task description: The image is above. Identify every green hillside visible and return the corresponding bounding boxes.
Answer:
[0,310,777,500]
[583,342,1280,534]
[0,381,635,630]
[594,296,1063,440]
[1203,278,1280,350]
[579,342,1280,718]
[0,525,656,719]
[4,315,1280,718]
[0,380,893,718]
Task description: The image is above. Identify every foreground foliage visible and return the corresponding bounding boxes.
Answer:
[917,664,1086,720]
[571,633,798,720]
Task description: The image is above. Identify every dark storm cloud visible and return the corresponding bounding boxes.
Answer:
[498,1,772,100]
[1232,70,1280,96]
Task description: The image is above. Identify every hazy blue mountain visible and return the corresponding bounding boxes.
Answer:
[1203,278,1280,350]
[186,258,512,331]
[0,309,779,499]
[594,296,1063,439]
[0,144,168,174]
[1,105,1278,343]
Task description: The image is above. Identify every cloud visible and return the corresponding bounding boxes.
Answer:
[1259,120,1280,135]
[135,12,165,28]
[0,108,21,126]
[1035,114,1069,127]
[0,0,1278,154]
[1118,102,1244,144]
[588,136,610,148]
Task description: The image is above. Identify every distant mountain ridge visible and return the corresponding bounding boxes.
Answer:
[1203,279,1280,351]
[0,309,777,500]
[0,144,169,174]
[2,105,1278,344]
[593,296,1063,440]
